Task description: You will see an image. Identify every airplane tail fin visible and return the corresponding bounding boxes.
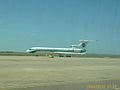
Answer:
[71,40,96,49]
[79,40,96,48]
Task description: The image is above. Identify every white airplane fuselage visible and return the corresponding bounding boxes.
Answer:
[26,40,95,55]
[26,47,86,54]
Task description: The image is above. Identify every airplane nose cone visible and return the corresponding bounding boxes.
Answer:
[26,49,30,52]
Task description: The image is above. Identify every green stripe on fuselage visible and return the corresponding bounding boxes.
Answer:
[36,49,74,52]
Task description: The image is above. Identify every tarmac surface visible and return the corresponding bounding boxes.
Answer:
[0,56,119,90]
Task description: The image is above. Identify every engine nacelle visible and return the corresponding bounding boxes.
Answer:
[74,49,86,53]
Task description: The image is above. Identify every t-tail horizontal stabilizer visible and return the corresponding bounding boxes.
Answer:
[71,40,96,49]
[79,40,97,48]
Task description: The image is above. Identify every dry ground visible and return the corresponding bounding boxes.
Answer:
[0,56,119,90]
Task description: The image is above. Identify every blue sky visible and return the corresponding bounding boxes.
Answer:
[0,0,120,54]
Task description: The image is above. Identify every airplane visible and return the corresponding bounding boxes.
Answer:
[26,40,95,57]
